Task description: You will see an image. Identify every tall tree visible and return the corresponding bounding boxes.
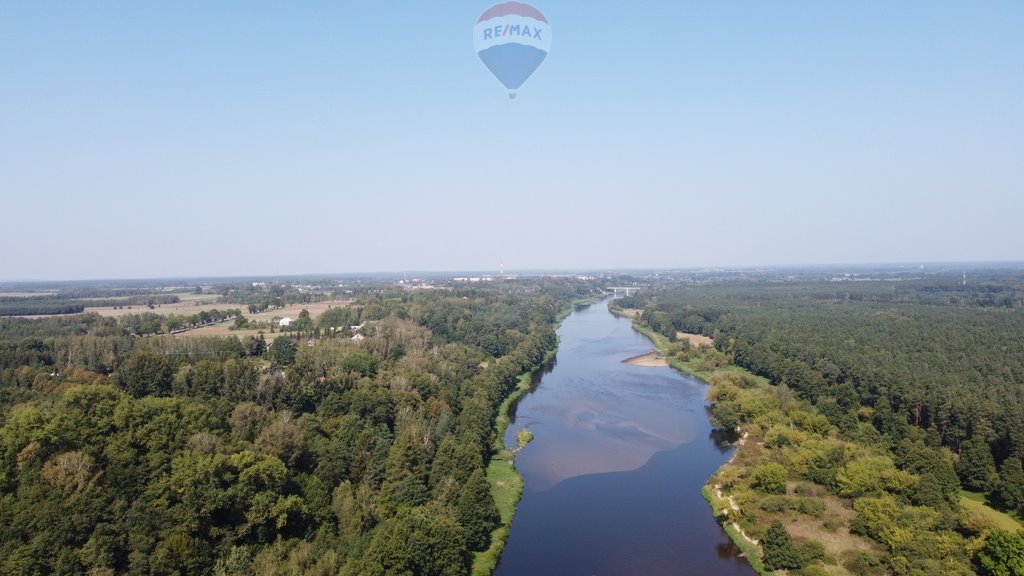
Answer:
[761,520,803,571]
[993,459,1024,515]
[341,506,468,576]
[456,467,500,551]
[977,529,1024,576]
[269,338,298,367]
[959,436,997,492]
[116,350,172,397]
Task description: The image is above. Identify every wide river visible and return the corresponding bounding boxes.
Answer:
[493,300,756,576]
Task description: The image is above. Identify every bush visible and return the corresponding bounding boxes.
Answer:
[760,495,793,513]
[753,462,789,495]
[843,551,884,576]
[758,495,825,518]
[794,539,827,566]
[794,482,818,496]
[796,498,826,518]
[822,515,843,532]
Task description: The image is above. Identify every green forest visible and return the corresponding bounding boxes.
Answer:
[619,274,1024,575]
[0,279,597,575]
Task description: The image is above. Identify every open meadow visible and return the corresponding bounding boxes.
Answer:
[83,294,231,318]
[181,299,353,340]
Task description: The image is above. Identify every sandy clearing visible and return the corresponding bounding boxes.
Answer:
[677,332,714,347]
[7,299,237,320]
[86,300,234,318]
[787,498,876,558]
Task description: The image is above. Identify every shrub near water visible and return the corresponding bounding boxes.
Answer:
[753,462,789,495]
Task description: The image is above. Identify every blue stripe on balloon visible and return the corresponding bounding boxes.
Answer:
[477,43,548,91]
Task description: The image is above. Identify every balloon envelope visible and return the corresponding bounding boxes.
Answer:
[474,2,551,97]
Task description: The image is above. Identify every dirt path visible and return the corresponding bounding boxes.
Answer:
[713,432,759,546]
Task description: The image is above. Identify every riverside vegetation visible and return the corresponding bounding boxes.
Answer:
[0,277,600,575]
[616,272,1024,576]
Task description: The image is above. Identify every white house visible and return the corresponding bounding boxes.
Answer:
[279,317,293,327]
[351,333,365,341]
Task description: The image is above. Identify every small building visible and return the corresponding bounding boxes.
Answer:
[351,334,365,341]
[279,317,293,327]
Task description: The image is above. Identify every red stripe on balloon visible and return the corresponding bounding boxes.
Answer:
[477,2,548,24]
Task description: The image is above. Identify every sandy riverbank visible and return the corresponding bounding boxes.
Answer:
[623,351,669,367]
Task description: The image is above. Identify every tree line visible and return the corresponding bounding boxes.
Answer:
[0,295,183,317]
[0,279,586,575]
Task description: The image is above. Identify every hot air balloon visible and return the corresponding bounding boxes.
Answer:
[474,2,551,99]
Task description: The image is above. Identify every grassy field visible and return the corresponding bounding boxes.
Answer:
[0,291,60,298]
[961,491,1023,532]
[182,300,352,340]
[84,297,229,318]
[9,293,352,342]
[10,293,231,319]
[616,307,643,319]
[82,294,352,342]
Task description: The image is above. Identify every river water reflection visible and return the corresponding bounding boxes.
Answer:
[494,301,756,576]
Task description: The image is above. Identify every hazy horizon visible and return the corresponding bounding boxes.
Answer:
[3,259,1022,285]
[3,2,1021,280]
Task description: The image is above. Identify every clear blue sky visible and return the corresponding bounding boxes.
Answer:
[2,1,1021,280]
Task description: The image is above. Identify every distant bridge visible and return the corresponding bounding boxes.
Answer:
[606,286,643,297]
